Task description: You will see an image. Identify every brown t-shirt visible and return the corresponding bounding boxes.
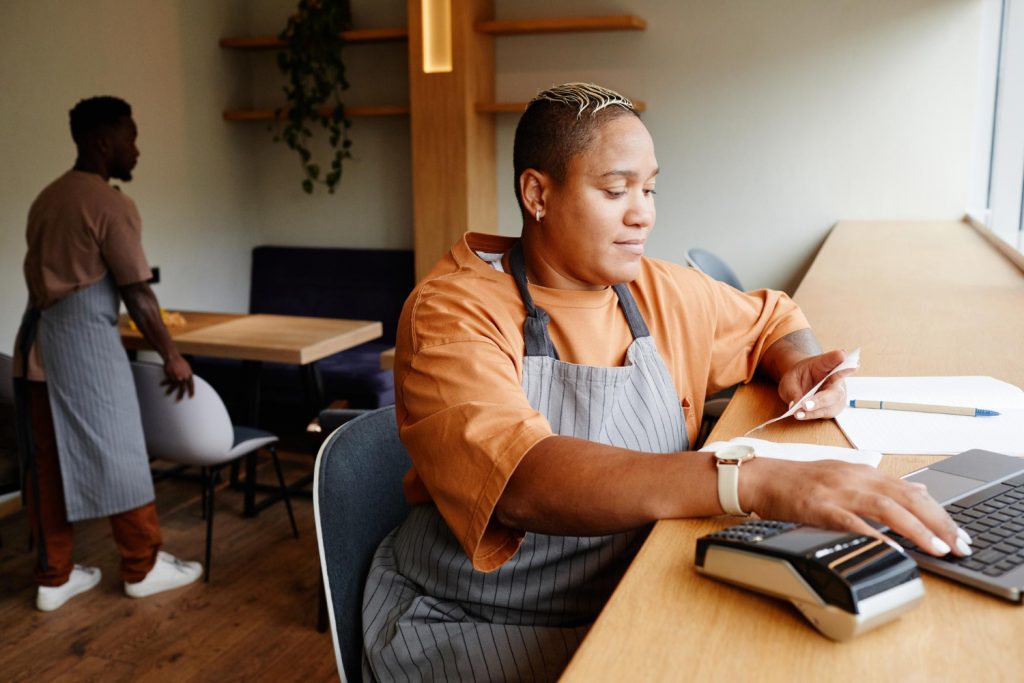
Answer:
[395,232,810,571]
[13,170,152,381]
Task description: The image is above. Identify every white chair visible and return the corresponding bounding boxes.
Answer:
[131,361,298,581]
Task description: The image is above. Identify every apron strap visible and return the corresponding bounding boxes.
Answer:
[612,283,651,340]
[13,306,49,573]
[510,242,651,359]
[509,242,560,359]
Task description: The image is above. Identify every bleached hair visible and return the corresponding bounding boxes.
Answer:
[530,82,635,118]
[513,82,642,213]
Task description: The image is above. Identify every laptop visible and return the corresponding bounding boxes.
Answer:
[894,448,1024,602]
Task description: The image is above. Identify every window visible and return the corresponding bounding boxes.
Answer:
[971,0,1024,252]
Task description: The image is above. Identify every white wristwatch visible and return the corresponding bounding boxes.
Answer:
[713,444,756,516]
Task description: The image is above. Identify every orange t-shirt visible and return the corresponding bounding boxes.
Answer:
[13,170,152,381]
[395,232,809,571]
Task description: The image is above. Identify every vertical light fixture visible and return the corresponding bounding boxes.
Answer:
[421,0,453,73]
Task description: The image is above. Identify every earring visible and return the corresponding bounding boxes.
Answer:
[535,209,541,222]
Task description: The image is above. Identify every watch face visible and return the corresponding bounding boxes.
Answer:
[715,444,755,462]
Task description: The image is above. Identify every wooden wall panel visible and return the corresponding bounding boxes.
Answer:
[408,0,497,280]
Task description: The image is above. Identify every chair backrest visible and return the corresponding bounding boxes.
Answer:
[130,361,234,465]
[685,248,744,290]
[314,405,411,683]
[0,353,13,406]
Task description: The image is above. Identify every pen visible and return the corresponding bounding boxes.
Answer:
[848,400,1000,417]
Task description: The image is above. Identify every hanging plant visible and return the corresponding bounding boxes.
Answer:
[273,0,353,194]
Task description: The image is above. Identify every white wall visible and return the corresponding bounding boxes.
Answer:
[1,0,984,358]
[0,0,256,353]
[494,0,983,291]
[242,1,412,249]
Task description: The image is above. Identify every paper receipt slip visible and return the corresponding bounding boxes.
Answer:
[744,348,861,436]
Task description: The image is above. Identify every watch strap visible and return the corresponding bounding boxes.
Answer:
[716,462,749,516]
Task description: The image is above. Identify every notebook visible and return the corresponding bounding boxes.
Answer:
[893,449,1024,602]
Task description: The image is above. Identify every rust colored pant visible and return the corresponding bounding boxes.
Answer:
[25,382,161,586]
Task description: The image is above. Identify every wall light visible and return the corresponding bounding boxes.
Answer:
[421,0,453,73]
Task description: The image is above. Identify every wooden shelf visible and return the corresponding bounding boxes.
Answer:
[225,100,646,121]
[220,16,645,48]
[223,104,410,122]
[476,100,647,114]
[219,27,408,50]
[475,15,646,36]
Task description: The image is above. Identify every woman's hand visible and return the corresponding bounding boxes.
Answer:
[776,349,855,420]
[740,458,973,557]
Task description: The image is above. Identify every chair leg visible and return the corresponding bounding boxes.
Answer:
[200,467,208,521]
[317,573,329,633]
[269,445,299,538]
[204,467,219,583]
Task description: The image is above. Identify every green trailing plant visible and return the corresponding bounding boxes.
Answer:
[273,0,353,194]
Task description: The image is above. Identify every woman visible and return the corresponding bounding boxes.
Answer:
[363,83,967,681]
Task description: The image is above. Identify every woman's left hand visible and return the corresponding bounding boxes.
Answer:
[776,349,856,420]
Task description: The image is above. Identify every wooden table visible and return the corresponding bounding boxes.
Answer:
[562,220,1024,681]
[121,311,383,515]
[120,311,383,365]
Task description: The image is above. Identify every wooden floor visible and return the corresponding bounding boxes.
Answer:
[0,453,338,682]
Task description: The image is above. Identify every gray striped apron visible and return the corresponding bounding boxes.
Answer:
[362,243,687,682]
[24,274,154,521]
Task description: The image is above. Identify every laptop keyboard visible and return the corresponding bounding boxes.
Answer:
[896,474,1024,578]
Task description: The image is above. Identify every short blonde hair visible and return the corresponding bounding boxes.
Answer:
[529,82,635,118]
[513,83,640,213]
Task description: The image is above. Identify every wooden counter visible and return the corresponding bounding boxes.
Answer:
[562,220,1024,681]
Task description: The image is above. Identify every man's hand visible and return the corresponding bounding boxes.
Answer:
[776,349,856,420]
[121,281,194,401]
[742,458,972,558]
[161,354,194,401]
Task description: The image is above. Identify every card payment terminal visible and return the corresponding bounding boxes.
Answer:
[696,520,925,640]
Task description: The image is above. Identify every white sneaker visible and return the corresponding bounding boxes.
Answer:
[124,551,202,598]
[36,565,102,612]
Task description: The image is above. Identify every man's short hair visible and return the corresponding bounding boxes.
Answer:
[69,96,132,143]
[512,83,639,213]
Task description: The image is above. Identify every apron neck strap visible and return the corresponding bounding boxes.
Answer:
[509,242,651,359]
[612,283,651,340]
[510,241,560,359]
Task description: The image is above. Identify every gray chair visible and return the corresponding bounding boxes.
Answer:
[314,405,410,683]
[131,361,298,581]
[685,249,743,445]
[318,408,369,435]
[685,247,744,291]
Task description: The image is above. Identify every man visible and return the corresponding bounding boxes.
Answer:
[13,96,202,612]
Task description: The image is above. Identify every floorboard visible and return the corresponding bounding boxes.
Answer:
[0,453,338,682]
